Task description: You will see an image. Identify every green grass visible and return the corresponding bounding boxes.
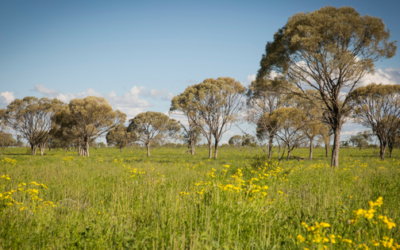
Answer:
[1,146,400,249]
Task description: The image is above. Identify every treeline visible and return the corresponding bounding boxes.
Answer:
[0,6,399,167]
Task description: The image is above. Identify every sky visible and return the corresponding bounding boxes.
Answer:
[1,0,400,144]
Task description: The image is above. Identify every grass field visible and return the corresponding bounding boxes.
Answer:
[1,146,399,249]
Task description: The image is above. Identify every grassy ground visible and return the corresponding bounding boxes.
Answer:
[1,146,399,249]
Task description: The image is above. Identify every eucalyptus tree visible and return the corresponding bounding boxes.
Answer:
[106,125,136,152]
[0,132,15,156]
[349,131,372,150]
[318,124,332,158]
[0,109,15,156]
[270,107,307,160]
[228,135,242,147]
[5,97,65,155]
[292,90,324,160]
[171,77,245,159]
[181,125,201,154]
[128,111,180,157]
[242,133,256,147]
[54,96,125,157]
[349,84,400,160]
[246,77,289,158]
[257,6,397,167]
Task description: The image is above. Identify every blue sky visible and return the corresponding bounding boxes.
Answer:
[1,0,400,144]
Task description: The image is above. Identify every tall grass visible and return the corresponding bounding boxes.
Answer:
[1,146,399,249]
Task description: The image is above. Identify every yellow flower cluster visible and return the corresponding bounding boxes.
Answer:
[1,158,17,165]
[297,221,332,247]
[297,196,399,249]
[206,168,216,178]
[123,165,145,178]
[62,156,75,162]
[352,197,396,230]
[1,175,57,212]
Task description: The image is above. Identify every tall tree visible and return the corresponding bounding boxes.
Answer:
[228,135,242,147]
[349,131,372,150]
[128,111,180,157]
[171,77,245,159]
[0,132,15,156]
[54,96,125,157]
[291,90,324,160]
[318,124,332,158]
[181,125,201,155]
[15,135,24,147]
[246,78,288,158]
[5,97,64,155]
[106,125,136,152]
[0,109,15,156]
[257,6,397,167]
[270,107,307,160]
[242,133,256,147]
[349,84,400,160]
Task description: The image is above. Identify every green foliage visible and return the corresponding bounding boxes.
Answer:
[171,77,246,158]
[349,131,372,150]
[106,125,136,152]
[54,96,125,157]
[128,111,180,156]
[228,135,242,147]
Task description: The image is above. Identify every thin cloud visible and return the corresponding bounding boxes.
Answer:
[0,91,15,108]
[33,84,60,97]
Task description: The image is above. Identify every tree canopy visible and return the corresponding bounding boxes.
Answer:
[171,77,245,159]
[54,96,125,157]
[5,97,65,155]
[128,111,180,157]
[257,6,397,167]
[349,83,400,160]
[106,124,136,152]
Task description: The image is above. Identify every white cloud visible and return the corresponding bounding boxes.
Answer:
[341,130,361,136]
[0,91,15,106]
[360,68,400,86]
[129,86,146,97]
[163,92,174,101]
[33,84,60,97]
[168,111,189,127]
[149,89,166,99]
[106,86,153,119]
[55,88,102,103]
[244,74,256,86]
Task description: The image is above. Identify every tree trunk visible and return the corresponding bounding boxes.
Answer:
[120,147,123,153]
[268,135,273,159]
[38,142,46,156]
[287,145,291,160]
[208,139,212,159]
[331,127,341,167]
[191,139,195,155]
[85,141,90,157]
[309,138,313,160]
[389,147,393,158]
[379,142,386,161]
[30,143,37,156]
[325,144,329,158]
[214,138,219,159]
[146,143,150,157]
